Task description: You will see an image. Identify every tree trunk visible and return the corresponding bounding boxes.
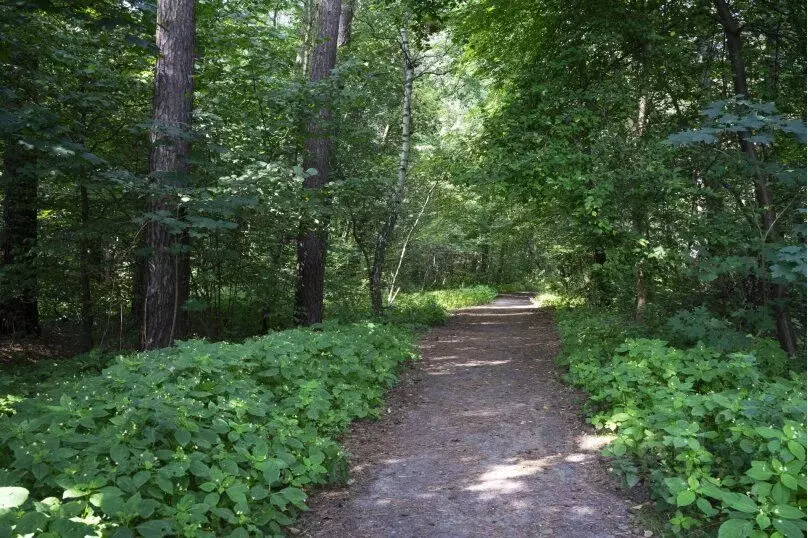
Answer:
[143,0,195,350]
[369,27,414,316]
[387,180,436,304]
[78,183,93,351]
[0,142,39,335]
[714,0,798,356]
[294,0,342,326]
[337,0,355,47]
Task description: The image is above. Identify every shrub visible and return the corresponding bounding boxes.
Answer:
[426,285,497,310]
[0,322,415,537]
[387,286,497,327]
[557,309,807,537]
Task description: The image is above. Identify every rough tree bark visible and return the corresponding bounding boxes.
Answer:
[0,143,39,335]
[293,0,342,325]
[143,0,195,350]
[337,0,355,47]
[714,0,798,356]
[369,26,414,316]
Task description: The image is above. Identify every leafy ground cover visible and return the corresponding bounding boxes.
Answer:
[556,307,807,538]
[0,286,496,537]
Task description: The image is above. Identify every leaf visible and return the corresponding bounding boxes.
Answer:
[110,444,129,464]
[779,474,799,491]
[774,505,805,520]
[755,427,781,439]
[136,519,173,538]
[155,474,173,495]
[786,441,805,461]
[718,519,754,538]
[755,514,771,530]
[697,497,717,516]
[279,486,307,509]
[0,486,28,509]
[773,519,804,538]
[189,460,210,478]
[225,486,247,506]
[132,471,150,490]
[676,490,696,507]
[771,483,791,505]
[203,492,220,508]
[747,466,773,481]
[725,492,758,513]
[174,428,192,446]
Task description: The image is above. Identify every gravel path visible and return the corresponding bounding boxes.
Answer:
[299,294,642,537]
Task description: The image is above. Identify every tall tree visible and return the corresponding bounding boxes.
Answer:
[368,25,414,316]
[0,143,39,335]
[142,0,195,349]
[714,0,798,355]
[294,0,342,325]
[0,42,40,336]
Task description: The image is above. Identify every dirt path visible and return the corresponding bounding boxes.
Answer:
[299,294,642,537]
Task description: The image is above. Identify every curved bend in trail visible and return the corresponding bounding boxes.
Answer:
[301,294,640,537]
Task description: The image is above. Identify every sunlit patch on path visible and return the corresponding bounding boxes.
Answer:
[300,294,640,537]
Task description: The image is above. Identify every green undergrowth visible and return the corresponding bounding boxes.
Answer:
[0,322,415,537]
[388,285,497,326]
[329,285,497,327]
[556,307,807,537]
[0,285,496,537]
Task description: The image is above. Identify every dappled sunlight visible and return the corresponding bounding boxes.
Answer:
[453,359,511,367]
[459,311,539,317]
[424,358,513,375]
[465,456,557,499]
[577,433,615,451]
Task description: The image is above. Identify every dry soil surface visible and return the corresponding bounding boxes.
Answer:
[298,294,643,537]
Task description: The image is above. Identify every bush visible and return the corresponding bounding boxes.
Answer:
[426,285,497,310]
[387,285,497,327]
[557,308,807,537]
[0,322,415,537]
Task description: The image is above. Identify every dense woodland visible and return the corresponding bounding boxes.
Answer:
[0,0,806,536]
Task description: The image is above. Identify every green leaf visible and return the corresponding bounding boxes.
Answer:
[110,444,129,464]
[718,519,754,538]
[225,486,247,506]
[725,492,758,513]
[155,474,173,495]
[779,474,799,491]
[136,519,173,538]
[756,427,782,439]
[786,441,805,461]
[279,486,307,509]
[174,429,192,446]
[189,460,210,477]
[755,514,771,530]
[676,490,696,507]
[747,467,773,481]
[203,492,220,507]
[132,471,150,490]
[771,483,791,504]
[12,510,47,533]
[697,497,717,516]
[773,505,805,520]
[773,519,804,538]
[0,487,29,509]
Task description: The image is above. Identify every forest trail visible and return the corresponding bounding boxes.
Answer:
[299,294,643,537]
